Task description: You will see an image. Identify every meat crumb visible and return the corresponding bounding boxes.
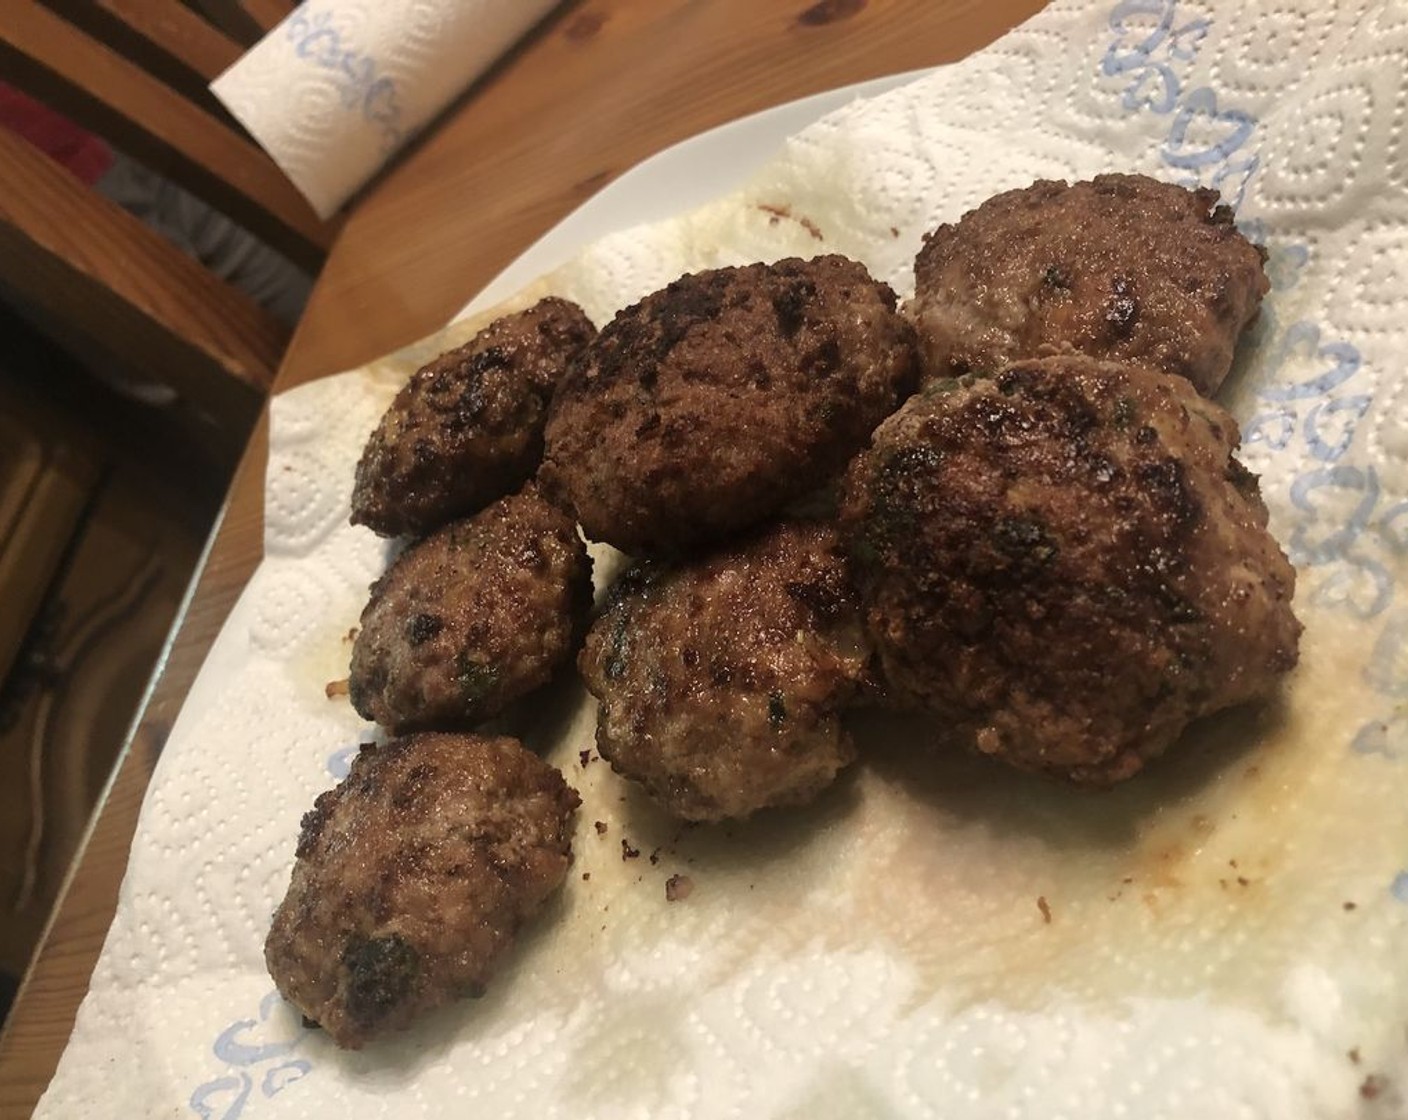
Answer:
[594,820,608,835]
[649,847,661,866]
[1349,1048,1362,1065]
[665,874,694,902]
[1361,1074,1387,1100]
[1037,896,1052,924]
[621,838,640,860]
[889,226,900,238]
[582,872,591,881]
[324,678,350,699]
[753,202,824,240]
[579,749,593,767]
[343,627,359,644]
[1237,876,1250,887]
[1344,901,1358,911]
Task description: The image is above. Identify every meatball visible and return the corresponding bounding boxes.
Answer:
[906,174,1269,397]
[349,485,592,733]
[351,297,596,537]
[579,520,875,821]
[265,733,579,1048]
[839,355,1301,785]
[542,256,918,555]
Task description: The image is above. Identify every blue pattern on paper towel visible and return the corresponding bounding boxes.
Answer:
[190,991,313,1118]
[286,6,404,152]
[1102,1,1257,207]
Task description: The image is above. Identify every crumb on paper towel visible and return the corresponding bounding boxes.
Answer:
[1037,896,1052,924]
[755,202,824,240]
[593,820,607,835]
[1361,1074,1388,1100]
[666,874,694,902]
[578,749,593,768]
[621,838,640,860]
[325,679,349,699]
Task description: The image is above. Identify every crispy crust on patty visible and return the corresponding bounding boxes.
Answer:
[542,256,918,554]
[840,354,1300,785]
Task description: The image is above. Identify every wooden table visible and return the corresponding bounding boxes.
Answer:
[0,0,1046,1112]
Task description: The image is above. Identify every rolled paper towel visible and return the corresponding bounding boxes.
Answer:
[212,0,563,218]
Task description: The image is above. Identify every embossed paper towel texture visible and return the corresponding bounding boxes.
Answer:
[41,1,1408,1117]
[211,0,561,217]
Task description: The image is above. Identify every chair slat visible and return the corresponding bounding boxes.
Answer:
[43,0,242,86]
[241,0,295,33]
[0,1,332,272]
[0,126,287,430]
[193,0,292,44]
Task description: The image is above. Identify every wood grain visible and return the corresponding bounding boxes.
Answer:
[0,126,285,459]
[0,0,1045,1113]
[239,0,295,33]
[41,0,243,114]
[195,0,294,43]
[0,0,331,271]
[0,413,99,692]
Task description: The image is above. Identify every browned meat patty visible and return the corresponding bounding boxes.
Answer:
[839,354,1301,786]
[579,520,875,821]
[349,485,592,733]
[265,732,579,1048]
[351,297,596,538]
[542,256,918,555]
[906,174,1269,397]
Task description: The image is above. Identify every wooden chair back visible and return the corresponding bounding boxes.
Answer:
[0,0,331,465]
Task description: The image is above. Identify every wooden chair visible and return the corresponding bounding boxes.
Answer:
[0,0,331,466]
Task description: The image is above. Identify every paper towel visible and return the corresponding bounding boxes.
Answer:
[211,0,562,217]
[39,0,1408,1116]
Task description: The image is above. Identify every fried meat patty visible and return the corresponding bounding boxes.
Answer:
[907,174,1269,397]
[349,485,592,733]
[352,297,596,538]
[839,354,1301,785]
[265,733,579,1048]
[542,256,918,555]
[579,521,874,821]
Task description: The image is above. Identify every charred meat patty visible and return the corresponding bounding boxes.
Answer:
[542,256,918,555]
[349,485,592,733]
[264,732,579,1048]
[906,174,1269,397]
[839,354,1301,785]
[579,520,875,821]
[352,297,596,538]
